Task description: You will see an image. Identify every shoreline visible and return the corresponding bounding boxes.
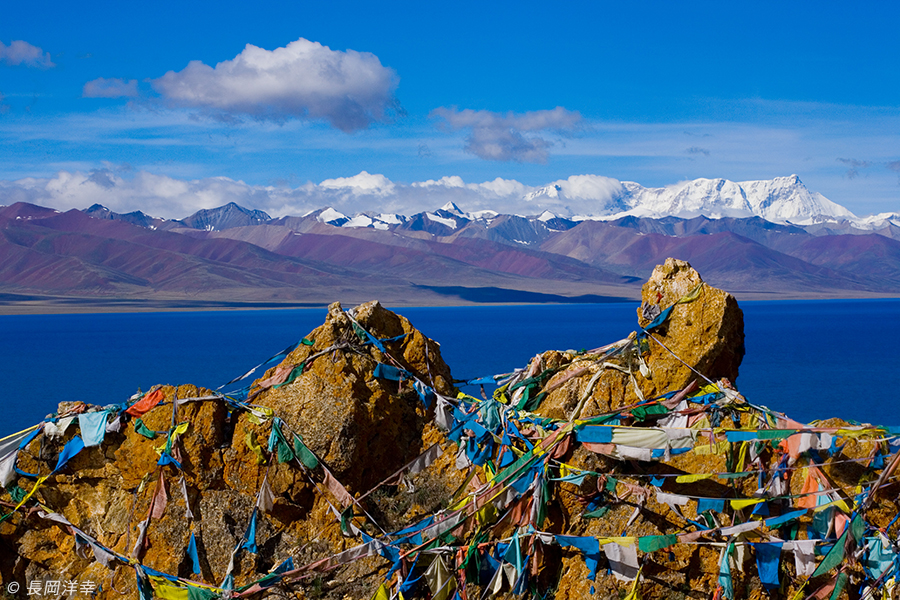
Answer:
[1,288,899,315]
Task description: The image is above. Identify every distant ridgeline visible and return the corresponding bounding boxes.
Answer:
[3,183,900,309]
[1,259,898,600]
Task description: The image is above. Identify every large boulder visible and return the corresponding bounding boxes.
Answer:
[253,300,455,492]
[0,300,458,598]
[536,257,744,421]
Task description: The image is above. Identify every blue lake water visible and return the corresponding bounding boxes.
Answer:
[0,299,898,436]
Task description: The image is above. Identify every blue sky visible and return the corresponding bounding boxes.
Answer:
[1,0,898,217]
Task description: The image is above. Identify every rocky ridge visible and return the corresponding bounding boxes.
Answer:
[0,259,896,600]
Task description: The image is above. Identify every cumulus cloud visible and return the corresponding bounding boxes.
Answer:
[0,169,626,220]
[319,171,396,195]
[83,78,139,98]
[150,38,398,131]
[554,175,623,203]
[430,107,582,163]
[0,40,54,68]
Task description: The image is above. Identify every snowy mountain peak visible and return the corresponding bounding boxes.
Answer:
[439,201,465,216]
[316,207,348,225]
[618,178,753,220]
[525,184,562,201]
[739,175,855,225]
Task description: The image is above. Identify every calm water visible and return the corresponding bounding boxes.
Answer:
[1,300,898,435]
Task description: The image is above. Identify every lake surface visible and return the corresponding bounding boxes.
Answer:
[1,299,898,435]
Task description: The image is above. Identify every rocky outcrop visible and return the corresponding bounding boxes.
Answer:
[0,300,459,598]
[0,260,894,600]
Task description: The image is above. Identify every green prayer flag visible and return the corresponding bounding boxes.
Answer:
[718,471,752,480]
[583,506,609,519]
[340,506,355,536]
[509,369,554,392]
[134,419,157,439]
[187,586,219,600]
[274,363,305,389]
[830,572,848,600]
[757,429,796,440]
[292,434,319,469]
[351,322,368,343]
[631,404,669,421]
[719,541,735,599]
[521,391,546,413]
[638,534,678,553]
[6,485,25,503]
[301,337,315,346]
[812,530,848,578]
[850,513,865,543]
[268,420,295,464]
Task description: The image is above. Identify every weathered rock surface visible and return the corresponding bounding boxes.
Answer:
[0,260,894,600]
[0,300,459,598]
[536,257,744,421]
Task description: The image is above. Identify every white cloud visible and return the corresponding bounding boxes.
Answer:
[0,169,587,219]
[319,171,396,195]
[151,38,398,131]
[83,78,139,98]
[412,175,465,189]
[554,174,623,201]
[431,107,582,163]
[0,40,54,68]
[473,177,528,197]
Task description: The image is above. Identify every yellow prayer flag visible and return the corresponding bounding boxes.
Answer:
[150,579,189,600]
[676,282,704,305]
[14,475,48,512]
[475,503,496,527]
[812,498,850,514]
[735,441,749,473]
[599,536,636,547]
[730,498,764,510]
[244,432,267,465]
[372,583,390,600]
[623,566,643,600]
[676,473,713,483]
[693,440,729,455]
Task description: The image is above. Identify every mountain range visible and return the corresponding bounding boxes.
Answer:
[2,174,899,311]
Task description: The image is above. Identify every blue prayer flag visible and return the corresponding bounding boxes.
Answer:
[752,542,783,591]
[242,508,258,554]
[52,436,85,474]
[188,532,201,575]
[575,426,613,444]
[78,411,108,448]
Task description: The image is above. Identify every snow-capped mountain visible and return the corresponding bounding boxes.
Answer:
[611,175,857,225]
[77,174,873,236]
[739,175,856,225]
[619,178,753,220]
[514,174,857,226]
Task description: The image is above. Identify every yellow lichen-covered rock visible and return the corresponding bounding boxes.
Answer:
[0,300,458,598]
[252,300,454,492]
[537,258,744,421]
